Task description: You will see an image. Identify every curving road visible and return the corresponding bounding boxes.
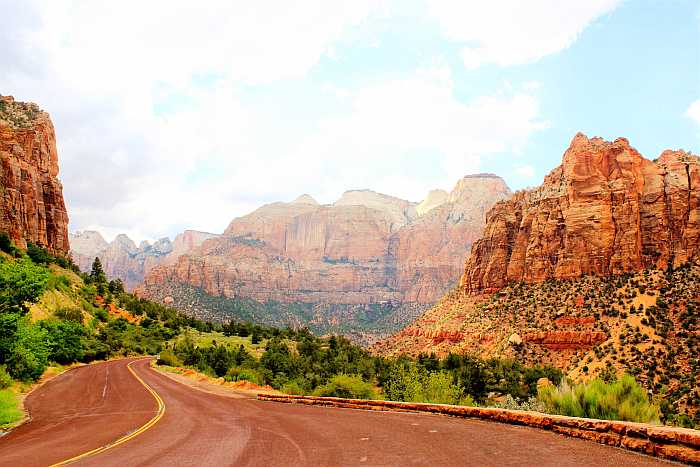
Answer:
[0,359,674,466]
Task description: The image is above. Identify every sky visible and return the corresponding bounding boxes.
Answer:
[1,0,699,242]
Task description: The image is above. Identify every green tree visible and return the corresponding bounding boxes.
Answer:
[90,257,106,284]
[5,317,49,381]
[0,257,49,315]
[41,320,86,364]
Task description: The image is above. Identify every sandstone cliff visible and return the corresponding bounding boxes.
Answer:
[69,229,219,290]
[376,134,699,422]
[463,134,699,293]
[138,176,511,341]
[0,95,69,253]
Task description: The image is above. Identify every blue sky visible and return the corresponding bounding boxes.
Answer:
[1,0,699,241]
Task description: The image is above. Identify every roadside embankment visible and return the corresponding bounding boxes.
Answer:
[258,394,700,465]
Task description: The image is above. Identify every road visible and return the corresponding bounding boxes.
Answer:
[0,358,675,466]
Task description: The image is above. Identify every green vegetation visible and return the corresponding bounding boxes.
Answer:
[313,374,378,399]
[0,237,212,386]
[539,374,659,423]
[0,232,674,427]
[143,281,427,345]
[0,389,23,428]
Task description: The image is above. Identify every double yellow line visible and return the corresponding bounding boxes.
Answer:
[50,359,166,466]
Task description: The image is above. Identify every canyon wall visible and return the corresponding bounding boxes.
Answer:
[0,95,69,253]
[138,175,511,340]
[462,133,699,293]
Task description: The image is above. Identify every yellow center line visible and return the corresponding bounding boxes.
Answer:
[49,359,166,466]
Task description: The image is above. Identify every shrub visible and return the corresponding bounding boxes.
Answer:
[55,307,83,323]
[538,374,660,423]
[313,374,377,399]
[5,318,49,381]
[225,367,264,385]
[156,349,181,367]
[0,233,12,254]
[0,366,12,389]
[41,319,86,364]
[421,371,463,405]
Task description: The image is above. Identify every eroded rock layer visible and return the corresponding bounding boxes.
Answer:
[69,230,219,291]
[463,134,699,293]
[138,175,511,341]
[0,95,69,253]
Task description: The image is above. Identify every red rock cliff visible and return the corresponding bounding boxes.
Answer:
[0,95,69,253]
[462,133,699,293]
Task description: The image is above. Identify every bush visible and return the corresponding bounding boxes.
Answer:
[0,366,12,389]
[156,349,181,367]
[5,318,49,381]
[313,374,377,399]
[225,367,264,385]
[421,371,463,404]
[538,374,660,423]
[55,307,83,323]
[41,320,86,364]
[0,233,12,254]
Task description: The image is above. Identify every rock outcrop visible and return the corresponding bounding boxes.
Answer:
[463,134,700,293]
[138,175,511,341]
[376,135,700,423]
[69,230,218,290]
[0,95,69,253]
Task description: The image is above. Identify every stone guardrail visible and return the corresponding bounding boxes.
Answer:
[257,393,700,465]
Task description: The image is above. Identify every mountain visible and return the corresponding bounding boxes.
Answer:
[0,95,69,253]
[464,133,699,293]
[375,134,699,424]
[137,175,511,343]
[69,230,219,290]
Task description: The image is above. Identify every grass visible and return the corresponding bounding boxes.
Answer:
[538,374,660,423]
[0,389,23,429]
[169,330,269,356]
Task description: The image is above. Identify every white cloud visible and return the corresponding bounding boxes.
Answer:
[1,1,548,242]
[427,0,621,69]
[514,165,536,178]
[290,64,547,201]
[687,99,700,126]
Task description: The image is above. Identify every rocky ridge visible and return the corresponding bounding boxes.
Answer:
[69,229,218,290]
[376,134,700,425]
[0,95,69,253]
[463,134,699,293]
[138,175,511,342]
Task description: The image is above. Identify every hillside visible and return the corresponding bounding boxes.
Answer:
[376,134,700,426]
[137,175,511,343]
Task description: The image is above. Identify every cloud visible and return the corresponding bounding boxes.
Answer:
[290,64,547,202]
[1,1,547,242]
[514,165,536,178]
[427,0,621,69]
[687,99,700,126]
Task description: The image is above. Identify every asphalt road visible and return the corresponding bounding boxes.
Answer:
[0,359,676,466]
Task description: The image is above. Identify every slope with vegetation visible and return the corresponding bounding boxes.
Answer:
[0,233,211,428]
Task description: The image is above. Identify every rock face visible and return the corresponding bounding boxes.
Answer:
[0,95,69,253]
[463,134,700,293]
[138,175,511,341]
[376,135,700,423]
[69,230,218,291]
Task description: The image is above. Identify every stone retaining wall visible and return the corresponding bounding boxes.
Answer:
[257,394,700,465]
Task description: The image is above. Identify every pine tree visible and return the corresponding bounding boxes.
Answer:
[90,257,106,283]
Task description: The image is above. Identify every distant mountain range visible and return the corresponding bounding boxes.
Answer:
[133,174,510,343]
[69,230,219,290]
